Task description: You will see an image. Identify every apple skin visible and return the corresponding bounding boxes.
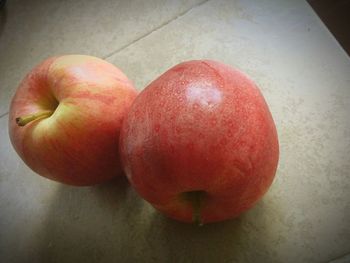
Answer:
[120,60,279,223]
[9,55,138,186]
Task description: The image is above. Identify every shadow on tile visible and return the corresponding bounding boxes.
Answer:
[32,175,137,262]
[143,197,281,262]
[29,177,281,262]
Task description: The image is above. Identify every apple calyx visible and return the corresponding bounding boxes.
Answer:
[184,190,206,226]
[16,110,54,127]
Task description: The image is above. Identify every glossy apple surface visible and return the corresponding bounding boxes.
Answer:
[120,60,279,224]
[9,55,137,186]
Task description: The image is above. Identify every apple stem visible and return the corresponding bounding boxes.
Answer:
[185,190,205,226]
[16,110,54,127]
[193,192,203,226]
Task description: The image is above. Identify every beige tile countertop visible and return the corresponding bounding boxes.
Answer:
[0,0,349,262]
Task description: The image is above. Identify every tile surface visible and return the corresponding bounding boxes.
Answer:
[1,0,350,262]
[0,0,204,115]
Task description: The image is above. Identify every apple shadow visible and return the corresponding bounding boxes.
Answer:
[31,175,145,263]
[139,197,282,262]
[25,177,282,263]
[107,190,284,262]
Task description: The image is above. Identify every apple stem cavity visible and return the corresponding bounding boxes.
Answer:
[184,190,206,226]
[16,110,54,127]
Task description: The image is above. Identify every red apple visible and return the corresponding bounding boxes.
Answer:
[9,55,137,186]
[120,60,279,224]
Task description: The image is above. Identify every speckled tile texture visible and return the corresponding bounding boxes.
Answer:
[0,0,349,262]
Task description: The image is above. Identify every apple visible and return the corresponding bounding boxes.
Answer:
[120,60,279,224]
[9,55,137,186]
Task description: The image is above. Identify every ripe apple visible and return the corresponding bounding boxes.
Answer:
[120,60,279,224]
[9,55,137,186]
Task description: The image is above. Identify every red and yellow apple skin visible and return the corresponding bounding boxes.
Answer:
[120,60,279,224]
[9,55,137,186]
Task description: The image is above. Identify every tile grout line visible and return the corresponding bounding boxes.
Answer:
[102,0,210,60]
[0,1,211,121]
[0,112,9,119]
[327,252,350,263]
